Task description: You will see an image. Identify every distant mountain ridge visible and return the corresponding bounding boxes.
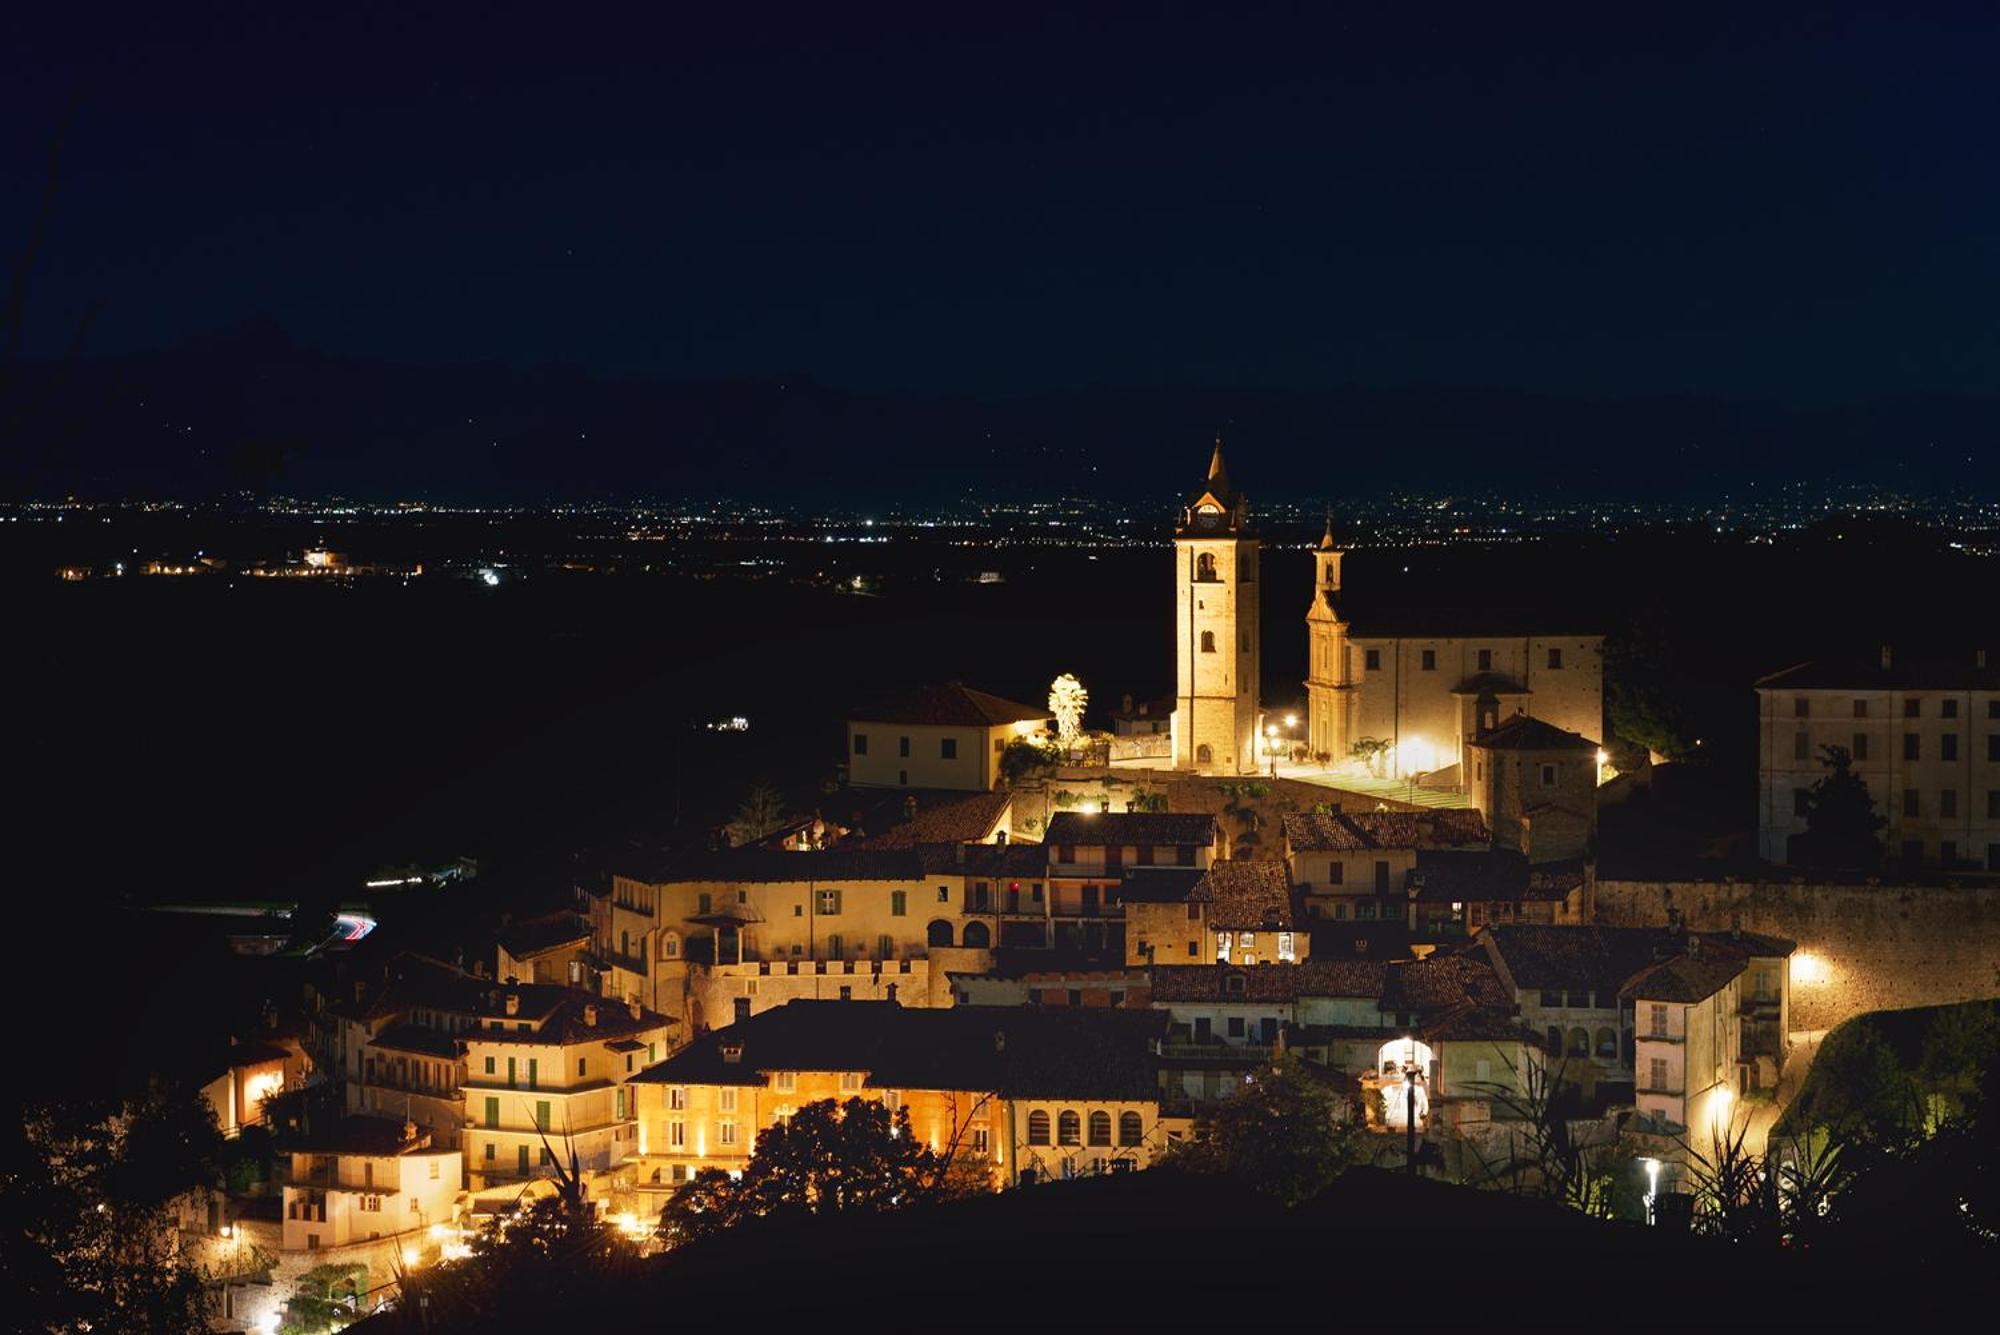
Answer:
[5,323,1996,505]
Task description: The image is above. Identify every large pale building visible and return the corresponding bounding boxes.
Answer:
[1755,649,2000,870]
[1173,441,1262,775]
[1303,522,1604,789]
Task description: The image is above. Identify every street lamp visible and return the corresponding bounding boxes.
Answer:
[1265,724,1280,777]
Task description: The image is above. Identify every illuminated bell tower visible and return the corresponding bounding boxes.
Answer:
[1173,437,1261,775]
[1304,514,1353,765]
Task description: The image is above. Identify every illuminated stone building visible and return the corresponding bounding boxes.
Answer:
[1755,648,2000,870]
[281,1115,461,1253]
[1303,519,1603,789]
[846,683,1051,790]
[1280,809,1490,922]
[459,987,672,1193]
[626,1000,1169,1210]
[1044,811,1220,956]
[1464,713,1600,863]
[1172,440,1263,775]
[1123,858,1304,967]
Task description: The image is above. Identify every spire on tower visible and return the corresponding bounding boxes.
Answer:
[1318,510,1338,551]
[1207,433,1229,493]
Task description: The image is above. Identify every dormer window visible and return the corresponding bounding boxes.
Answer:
[1225,972,1246,997]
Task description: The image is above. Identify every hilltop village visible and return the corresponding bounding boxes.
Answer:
[154,446,1999,1330]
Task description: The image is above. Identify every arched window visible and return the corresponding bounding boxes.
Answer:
[1567,1027,1590,1058]
[1196,744,1213,764]
[1595,1027,1618,1059]
[1200,631,1216,653]
[1057,1111,1081,1146]
[962,921,991,949]
[927,920,954,948]
[1195,552,1218,582]
[1546,1026,1563,1056]
[1027,1110,1050,1145]
[1088,1111,1112,1147]
[1118,1111,1143,1146]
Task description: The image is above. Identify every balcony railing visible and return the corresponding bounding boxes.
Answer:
[1638,1031,1685,1044]
[1636,1084,1685,1097]
[1159,1042,1275,1062]
[1051,904,1123,919]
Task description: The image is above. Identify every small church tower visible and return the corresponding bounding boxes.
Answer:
[1304,514,1353,765]
[1173,437,1261,774]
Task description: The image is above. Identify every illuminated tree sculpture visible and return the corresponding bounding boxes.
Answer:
[1048,673,1088,749]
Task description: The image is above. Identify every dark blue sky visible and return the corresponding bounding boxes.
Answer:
[6,2,1999,401]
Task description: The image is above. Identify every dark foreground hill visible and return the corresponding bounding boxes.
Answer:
[359,1166,1993,1329]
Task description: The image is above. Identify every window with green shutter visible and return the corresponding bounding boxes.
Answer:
[483,1097,498,1129]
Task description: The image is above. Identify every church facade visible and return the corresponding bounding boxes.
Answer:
[1172,441,1263,775]
[1303,523,1604,788]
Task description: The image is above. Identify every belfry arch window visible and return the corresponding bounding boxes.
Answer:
[1195,552,1218,582]
[1200,631,1216,654]
[1196,744,1213,765]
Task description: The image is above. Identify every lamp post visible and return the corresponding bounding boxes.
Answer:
[1405,1057,1419,1176]
[1266,724,1280,777]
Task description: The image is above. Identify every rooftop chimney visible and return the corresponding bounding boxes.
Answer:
[1881,644,1893,670]
[582,1004,598,1027]
[627,998,641,1021]
[993,1030,1007,1053]
[504,993,520,1016]
[1980,649,1988,670]
[1122,693,1134,713]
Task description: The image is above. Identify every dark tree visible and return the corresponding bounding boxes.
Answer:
[655,1098,949,1248]
[5,1086,224,1333]
[1168,1056,1357,1205]
[1791,745,1886,871]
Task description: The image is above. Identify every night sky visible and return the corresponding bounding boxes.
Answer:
[7,3,1999,404]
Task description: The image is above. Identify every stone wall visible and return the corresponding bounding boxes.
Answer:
[1594,879,2000,1032]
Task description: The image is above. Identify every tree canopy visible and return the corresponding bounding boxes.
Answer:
[1791,744,1886,870]
[658,1096,975,1248]
[1167,1057,1357,1205]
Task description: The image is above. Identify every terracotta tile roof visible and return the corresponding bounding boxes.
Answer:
[1481,925,1669,994]
[1409,848,1530,902]
[1756,655,2000,692]
[848,682,1052,728]
[1149,960,1388,1003]
[1282,809,1489,852]
[1201,860,1298,930]
[1382,951,1514,1013]
[498,912,592,961]
[912,841,1048,878]
[367,1024,461,1059]
[322,953,488,1023]
[852,792,1013,849]
[284,1114,439,1156]
[1114,867,1213,903]
[654,847,927,884]
[1471,714,1599,751]
[1044,811,1219,848]
[464,986,672,1045]
[1618,955,1747,1004]
[629,1001,1166,1100]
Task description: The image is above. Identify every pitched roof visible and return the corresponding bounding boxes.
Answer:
[1114,866,1213,904]
[629,1001,1166,1100]
[1336,605,1603,639]
[1482,925,1792,998]
[1756,654,2000,693]
[651,847,927,884]
[1618,955,1747,1004]
[1149,960,1388,1003]
[912,841,1048,878]
[852,792,1012,849]
[1481,925,1670,993]
[1282,809,1489,853]
[1409,848,1530,902]
[367,1023,461,1059]
[498,912,592,961]
[1381,951,1515,1013]
[464,986,672,1045]
[1472,714,1599,752]
[1045,811,1219,848]
[1201,860,1297,930]
[1109,695,1174,721]
[848,682,1051,728]
[284,1115,441,1157]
